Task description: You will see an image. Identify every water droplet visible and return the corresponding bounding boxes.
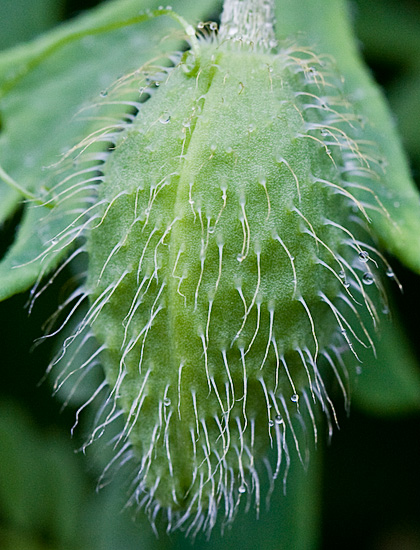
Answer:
[100,90,108,97]
[268,419,274,427]
[163,397,171,407]
[338,270,345,279]
[226,146,233,154]
[290,394,299,403]
[197,21,205,29]
[248,123,256,133]
[275,414,283,424]
[358,251,369,262]
[356,366,362,375]
[209,22,218,31]
[159,113,171,124]
[182,51,196,74]
[238,484,246,494]
[382,305,390,314]
[386,267,394,278]
[362,272,374,285]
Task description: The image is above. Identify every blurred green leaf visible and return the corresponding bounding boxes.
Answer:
[275,0,420,274]
[351,0,420,184]
[352,0,420,70]
[0,0,64,51]
[388,71,420,169]
[0,399,86,549]
[0,0,220,300]
[353,308,420,416]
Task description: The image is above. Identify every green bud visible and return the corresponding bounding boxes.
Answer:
[50,0,398,536]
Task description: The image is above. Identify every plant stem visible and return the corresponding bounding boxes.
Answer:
[219,0,276,47]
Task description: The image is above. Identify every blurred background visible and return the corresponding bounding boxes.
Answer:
[1,0,420,548]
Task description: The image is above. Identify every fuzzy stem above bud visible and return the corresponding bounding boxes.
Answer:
[219,0,276,47]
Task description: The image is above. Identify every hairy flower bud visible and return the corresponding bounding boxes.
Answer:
[51,1,391,536]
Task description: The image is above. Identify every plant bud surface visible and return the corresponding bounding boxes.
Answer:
[84,33,383,534]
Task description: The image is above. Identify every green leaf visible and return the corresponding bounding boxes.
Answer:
[0,0,220,300]
[274,0,420,274]
[353,307,420,416]
[388,72,420,169]
[0,399,85,547]
[352,0,420,69]
[0,0,64,51]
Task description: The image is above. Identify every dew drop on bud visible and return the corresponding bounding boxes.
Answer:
[181,51,197,74]
[159,113,171,124]
[362,272,374,285]
[358,251,369,262]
